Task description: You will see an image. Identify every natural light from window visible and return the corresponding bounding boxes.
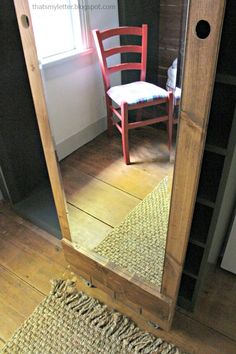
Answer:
[29,0,89,63]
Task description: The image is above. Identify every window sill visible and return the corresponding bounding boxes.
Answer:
[40,48,94,69]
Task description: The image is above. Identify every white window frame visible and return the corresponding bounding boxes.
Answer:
[29,0,92,67]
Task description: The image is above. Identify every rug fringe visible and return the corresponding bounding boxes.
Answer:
[50,279,184,354]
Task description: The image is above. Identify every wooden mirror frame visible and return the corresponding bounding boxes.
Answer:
[14,0,226,330]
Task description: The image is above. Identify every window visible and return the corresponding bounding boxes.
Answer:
[29,0,90,63]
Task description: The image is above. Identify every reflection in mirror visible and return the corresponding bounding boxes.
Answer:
[29,0,188,291]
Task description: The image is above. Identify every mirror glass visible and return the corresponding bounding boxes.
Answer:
[29,0,188,291]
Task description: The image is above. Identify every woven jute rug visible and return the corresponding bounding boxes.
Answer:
[94,177,170,288]
[1,279,185,354]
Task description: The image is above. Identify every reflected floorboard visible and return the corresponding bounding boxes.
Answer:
[60,126,174,248]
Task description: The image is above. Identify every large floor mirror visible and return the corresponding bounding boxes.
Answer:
[14,0,226,330]
[27,0,187,289]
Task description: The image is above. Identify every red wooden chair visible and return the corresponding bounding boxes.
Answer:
[92,24,173,165]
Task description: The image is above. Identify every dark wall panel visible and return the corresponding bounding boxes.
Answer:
[118,0,160,85]
[217,0,236,75]
[0,0,48,203]
[158,0,186,88]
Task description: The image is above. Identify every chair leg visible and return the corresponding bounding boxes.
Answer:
[121,102,130,165]
[106,96,113,137]
[167,91,174,158]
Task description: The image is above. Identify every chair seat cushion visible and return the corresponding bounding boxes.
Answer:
[107,81,168,106]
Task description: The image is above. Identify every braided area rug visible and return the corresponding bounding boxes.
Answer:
[1,279,185,354]
[94,177,170,288]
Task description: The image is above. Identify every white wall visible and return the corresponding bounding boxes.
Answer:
[41,0,120,160]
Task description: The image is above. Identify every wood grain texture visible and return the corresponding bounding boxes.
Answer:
[0,237,65,295]
[0,207,67,268]
[0,204,236,353]
[61,166,140,227]
[170,311,236,354]
[162,0,226,313]
[0,266,44,342]
[61,128,173,199]
[60,127,174,248]
[0,208,67,295]
[13,0,71,241]
[60,127,174,249]
[0,201,63,248]
[62,239,173,331]
[182,264,236,342]
[67,203,112,249]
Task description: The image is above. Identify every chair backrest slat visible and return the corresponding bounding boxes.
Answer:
[93,25,148,91]
[104,45,142,58]
[108,63,142,75]
[100,26,143,40]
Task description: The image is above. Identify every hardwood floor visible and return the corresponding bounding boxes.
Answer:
[181,264,236,342]
[60,127,174,248]
[0,205,236,353]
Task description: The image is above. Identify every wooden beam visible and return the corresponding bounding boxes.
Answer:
[162,0,226,316]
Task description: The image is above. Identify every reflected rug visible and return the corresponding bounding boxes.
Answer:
[1,279,185,354]
[94,177,170,288]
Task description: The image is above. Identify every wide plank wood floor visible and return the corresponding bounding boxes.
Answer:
[0,204,236,353]
[182,264,236,342]
[60,127,174,248]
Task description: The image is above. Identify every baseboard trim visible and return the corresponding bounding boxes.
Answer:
[56,117,107,160]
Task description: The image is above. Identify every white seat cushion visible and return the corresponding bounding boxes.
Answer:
[107,81,168,106]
